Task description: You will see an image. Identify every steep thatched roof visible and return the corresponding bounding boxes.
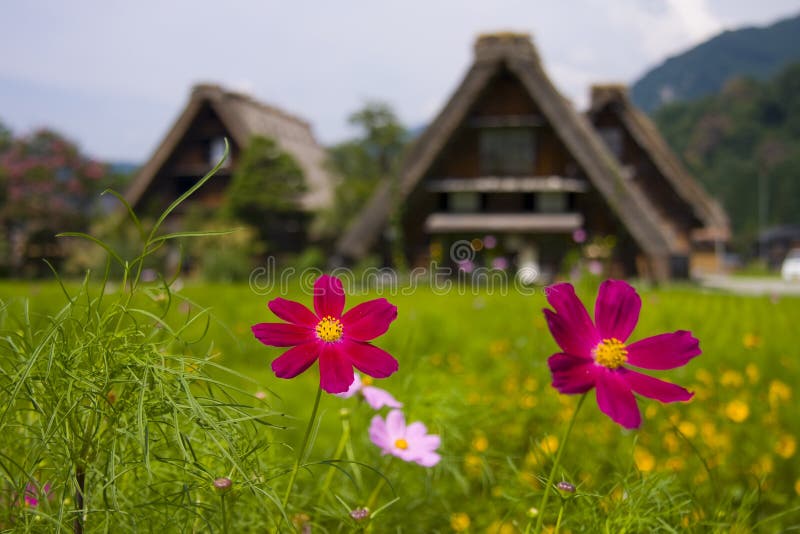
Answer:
[125,83,332,210]
[588,84,730,242]
[336,33,680,261]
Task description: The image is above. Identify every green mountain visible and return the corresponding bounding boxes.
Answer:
[653,62,800,249]
[632,13,800,113]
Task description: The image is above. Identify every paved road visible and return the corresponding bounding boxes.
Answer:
[698,275,800,296]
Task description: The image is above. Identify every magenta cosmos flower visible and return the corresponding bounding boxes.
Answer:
[335,372,403,410]
[22,482,52,507]
[543,280,700,429]
[369,410,441,467]
[252,275,399,394]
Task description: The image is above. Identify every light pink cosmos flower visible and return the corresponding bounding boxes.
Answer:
[369,410,441,467]
[252,275,399,394]
[336,372,403,410]
[543,280,700,429]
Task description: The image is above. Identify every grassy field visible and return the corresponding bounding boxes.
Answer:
[1,278,799,532]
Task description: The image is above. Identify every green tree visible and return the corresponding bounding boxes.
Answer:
[654,62,800,251]
[225,135,307,252]
[0,127,109,275]
[322,101,408,238]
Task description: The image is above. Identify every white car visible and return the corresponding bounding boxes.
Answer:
[781,249,800,281]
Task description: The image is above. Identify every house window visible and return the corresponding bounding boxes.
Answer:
[537,192,568,213]
[208,137,230,168]
[598,127,624,159]
[448,192,481,213]
[479,128,535,175]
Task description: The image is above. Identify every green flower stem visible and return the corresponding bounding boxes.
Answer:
[533,392,586,534]
[282,386,323,509]
[220,494,228,534]
[320,409,352,499]
[554,503,565,534]
[365,476,387,511]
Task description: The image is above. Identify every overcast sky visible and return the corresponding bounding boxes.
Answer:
[1,0,799,162]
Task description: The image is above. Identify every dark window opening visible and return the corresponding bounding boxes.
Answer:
[479,128,535,175]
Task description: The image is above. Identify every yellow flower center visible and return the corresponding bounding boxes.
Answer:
[394,438,409,450]
[361,376,374,386]
[315,316,343,342]
[594,338,628,369]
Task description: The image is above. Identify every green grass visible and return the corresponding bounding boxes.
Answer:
[1,279,799,532]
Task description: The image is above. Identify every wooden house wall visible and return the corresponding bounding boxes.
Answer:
[401,69,647,277]
[427,71,573,179]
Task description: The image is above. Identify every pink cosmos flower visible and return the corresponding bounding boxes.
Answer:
[23,482,52,507]
[252,275,399,394]
[369,410,441,467]
[335,372,403,410]
[543,280,700,429]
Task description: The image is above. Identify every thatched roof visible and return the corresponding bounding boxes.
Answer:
[588,84,730,242]
[125,83,332,210]
[336,33,681,261]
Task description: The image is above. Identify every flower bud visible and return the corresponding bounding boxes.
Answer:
[349,507,369,521]
[213,477,232,493]
[556,481,576,493]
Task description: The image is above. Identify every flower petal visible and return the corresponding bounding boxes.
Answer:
[268,298,318,327]
[369,414,391,450]
[621,369,694,403]
[626,331,701,370]
[318,344,355,394]
[411,433,441,453]
[548,353,596,394]
[252,323,314,347]
[543,283,599,356]
[340,339,399,379]
[595,369,641,429]
[405,421,429,440]
[271,342,320,379]
[314,275,345,319]
[386,409,406,438]
[341,298,398,341]
[414,451,441,467]
[335,373,362,399]
[594,280,641,342]
[362,386,403,409]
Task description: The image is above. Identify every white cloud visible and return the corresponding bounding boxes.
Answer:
[599,0,723,62]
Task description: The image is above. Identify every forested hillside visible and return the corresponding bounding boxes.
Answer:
[654,63,800,248]
[633,14,800,113]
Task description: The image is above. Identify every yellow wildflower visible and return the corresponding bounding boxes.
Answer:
[450,512,471,532]
[663,433,680,453]
[720,370,743,388]
[523,377,538,392]
[464,454,482,477]
[666,457,685,471]
[769,380,791,407]
[678,421,697,439]
[742,333,761,349]
[486,520,517,534]
[745,363,759,383]
[725,400,750,423]
[539,435,559,455]
[634,446,656,472]
[472,434,489,453]
[775,434,796,459]
[695,369,714,386]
